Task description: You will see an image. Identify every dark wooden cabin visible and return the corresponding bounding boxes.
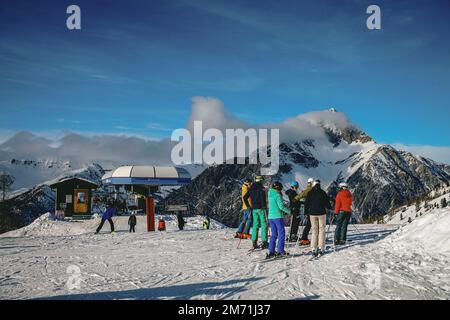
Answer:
[49,178,98,217]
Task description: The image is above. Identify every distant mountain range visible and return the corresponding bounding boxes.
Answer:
[166,112,450,226]
[1,109,449,232]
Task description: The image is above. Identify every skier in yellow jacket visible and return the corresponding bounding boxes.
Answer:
[294,177,314,245]
[235,178,253,239]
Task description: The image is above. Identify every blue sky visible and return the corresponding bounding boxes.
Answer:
[1,0,449,148]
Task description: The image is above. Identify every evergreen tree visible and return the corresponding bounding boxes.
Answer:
[441,198,448,208]
[415,200,421,212]
[0,172,14,201]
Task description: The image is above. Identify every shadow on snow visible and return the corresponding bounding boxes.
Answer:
[36,277,264,300]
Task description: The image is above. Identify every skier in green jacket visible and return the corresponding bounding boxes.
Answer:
[266,182,291,258]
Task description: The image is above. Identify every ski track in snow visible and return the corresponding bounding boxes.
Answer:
[0,215,449,300]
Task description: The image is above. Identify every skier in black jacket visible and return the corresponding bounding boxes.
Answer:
[243,176,269,249]
[285,181,301,242]
[305,180,331,257]
[128,213,137,232]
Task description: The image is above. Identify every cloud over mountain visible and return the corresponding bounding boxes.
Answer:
[0,97,448,166]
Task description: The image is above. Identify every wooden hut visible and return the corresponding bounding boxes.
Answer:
[49,178,98,217]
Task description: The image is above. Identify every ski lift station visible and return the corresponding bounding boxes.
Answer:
[102,165,191,231]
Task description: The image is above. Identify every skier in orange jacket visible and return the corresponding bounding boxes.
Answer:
[334,183,353,245]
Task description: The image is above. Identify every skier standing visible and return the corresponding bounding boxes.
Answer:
[128,213,137,233]
[203,215,211,230]
[95,203,116,234]
[304,180,331,257]
[334,182,353,245]
[243,176,268,249]
[235,178,253,239]
[266,181,291,258]
[295,178,314,246]
[158,218,166,231]
[285,181,301,242]
[177,211,185,230]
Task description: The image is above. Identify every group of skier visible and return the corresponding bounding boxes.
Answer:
[95,201,138,234]
[235,176,353,258]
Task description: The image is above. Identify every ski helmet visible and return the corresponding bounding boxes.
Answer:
[313,179,321,187]
[272,181,283,190]
[290,181,299,188]
[307,178,314,184]
[339,182,348,189]
[255,176,264,182]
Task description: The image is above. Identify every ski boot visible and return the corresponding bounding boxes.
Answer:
[276,251,290,257]
[299,239,310,246]
[311,250,318,258]
[317,248,325,256]
[260,241,268,249]
[252,240,259,250]
[234,232,242,239]
[265,252,276,259]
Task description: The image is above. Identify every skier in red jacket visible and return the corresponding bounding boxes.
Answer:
[334,183,353,245]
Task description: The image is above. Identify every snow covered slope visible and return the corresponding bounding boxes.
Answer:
[385,187,450,225]
[0,207,449,300]
[388,207,450,256]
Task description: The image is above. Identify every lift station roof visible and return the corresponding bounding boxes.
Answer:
[102,165,191,186]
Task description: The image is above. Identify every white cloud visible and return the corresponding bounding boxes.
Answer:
[0,97,360,167]
[4,96,446,169]
[393,144,450,165]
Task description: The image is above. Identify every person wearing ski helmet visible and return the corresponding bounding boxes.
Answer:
[235,178,253,239]
[334,182,353,245]
[244,176,269,249]
[266,181,291,258]
[285,181,301,242]
[305,180,331,257]
[294,178,314,245]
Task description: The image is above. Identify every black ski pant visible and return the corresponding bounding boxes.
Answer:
[96,218,114,233]
[334,211,351,242]
[301,215,311,240]
[129,225,136,232]
[289,210,301,239]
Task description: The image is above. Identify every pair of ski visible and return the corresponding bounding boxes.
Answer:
[257,252,306,263]
[247,246,266,255]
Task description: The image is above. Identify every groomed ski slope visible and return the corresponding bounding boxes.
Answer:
[0,212,449,300]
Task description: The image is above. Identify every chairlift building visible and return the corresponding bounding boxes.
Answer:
[49,177,99,217]
[102,165,191,231]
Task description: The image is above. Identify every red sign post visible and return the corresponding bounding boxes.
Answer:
[145,195,155,231]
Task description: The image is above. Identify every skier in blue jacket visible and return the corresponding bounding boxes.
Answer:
[95,203,116,233]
